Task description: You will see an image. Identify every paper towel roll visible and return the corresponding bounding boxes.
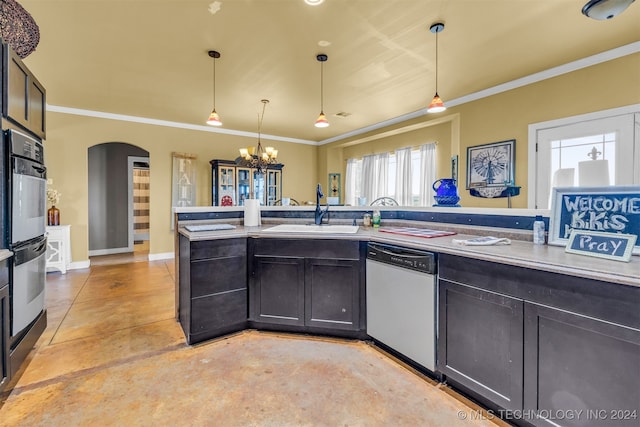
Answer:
[244,199,261,227]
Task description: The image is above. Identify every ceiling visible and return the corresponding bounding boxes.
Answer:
[18,0,640,144]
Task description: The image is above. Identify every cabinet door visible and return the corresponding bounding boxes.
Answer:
[252,256,305,326]
[28,78,46,139]
[524,302,640,427]
[305,258,360,331]
[0,284,9,392]
[5,49,29,129]
[236,167,252,206]
[438,279,524,411]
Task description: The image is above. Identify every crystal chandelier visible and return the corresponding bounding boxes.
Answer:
[237,99,278,174]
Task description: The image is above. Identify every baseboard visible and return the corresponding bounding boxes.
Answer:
[148,252,174,261]
[88,247,131,256]
[68,260,91,270]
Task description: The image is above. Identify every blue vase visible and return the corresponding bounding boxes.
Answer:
[432,178,460,206]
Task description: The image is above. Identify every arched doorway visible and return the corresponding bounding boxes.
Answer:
[87,142,150,258]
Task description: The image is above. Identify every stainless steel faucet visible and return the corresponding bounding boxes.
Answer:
[314,183,329,225]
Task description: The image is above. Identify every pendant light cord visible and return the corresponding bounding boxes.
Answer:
[212,57,217,110]
[320,60,324,112]
[435,30,439,93]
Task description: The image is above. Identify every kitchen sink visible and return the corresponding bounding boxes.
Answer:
[261,224,359,234]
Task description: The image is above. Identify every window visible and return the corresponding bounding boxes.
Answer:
[345,143,436,206]
[529,107,639,209]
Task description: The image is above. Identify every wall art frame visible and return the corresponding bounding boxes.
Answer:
[466,139,515,189]
[328,173,341,202]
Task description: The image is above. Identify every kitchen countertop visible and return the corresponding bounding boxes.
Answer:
[178,225,639,288]
[0,249,13,262]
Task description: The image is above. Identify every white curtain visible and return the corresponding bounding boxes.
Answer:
[362,153,389,204]
[419,143,437,206]
[345,158,358,206]
[395,147,413,205]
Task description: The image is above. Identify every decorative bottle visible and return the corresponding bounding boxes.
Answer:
[533,215,545,245]
[372,210,381,228]
[48,206,60,226]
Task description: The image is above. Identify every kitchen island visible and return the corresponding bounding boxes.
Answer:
[174,206,639,427]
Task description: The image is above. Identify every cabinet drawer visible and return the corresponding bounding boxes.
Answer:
[191,255,246,298]
[190,289,247,334]
[191,238,245,261]
[253,238,360,260]
[439,254,640,329]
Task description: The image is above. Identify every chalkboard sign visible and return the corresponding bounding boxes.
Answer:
[565,230,636,262]
[549,186,640,255]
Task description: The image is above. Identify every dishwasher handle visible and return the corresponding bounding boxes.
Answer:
[367,242,437,274]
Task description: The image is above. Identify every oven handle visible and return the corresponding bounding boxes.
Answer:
[32,165,47,174]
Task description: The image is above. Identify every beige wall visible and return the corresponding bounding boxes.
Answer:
[317,53,640,208]
[44,113,317,263]
[45,53,639,264]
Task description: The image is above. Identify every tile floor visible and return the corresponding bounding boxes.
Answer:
[0,253,505,426]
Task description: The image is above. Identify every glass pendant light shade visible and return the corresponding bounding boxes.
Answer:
[206,110,222,126]
[427,93,446,113]
[315,112,329,128]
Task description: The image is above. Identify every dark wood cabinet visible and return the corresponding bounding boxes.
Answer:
[438,254,640,427]
[2,44,46,139]
[178,236,247,344]
[253,256,305,326]
[524,302,640,427]
[210,159,283,206]
[438,279,524,411]
[305,258,361,331]
[249,238,365,337]
[0,283,9,392]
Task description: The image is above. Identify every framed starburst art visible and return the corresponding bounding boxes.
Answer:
[466,139,515,189]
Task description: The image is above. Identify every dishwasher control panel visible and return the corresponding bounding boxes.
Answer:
[367,243,436,274]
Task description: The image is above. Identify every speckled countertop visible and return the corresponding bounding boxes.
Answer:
[178,224,639,288]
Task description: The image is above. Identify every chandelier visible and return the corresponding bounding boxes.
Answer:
[237,99,278,174]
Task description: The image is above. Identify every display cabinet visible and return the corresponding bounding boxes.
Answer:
[210,159,283,206]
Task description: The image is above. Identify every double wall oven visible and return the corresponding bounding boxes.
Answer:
[4,129,47,344]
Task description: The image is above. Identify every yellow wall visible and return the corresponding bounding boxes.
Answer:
[317,53,640,208]
[45,53,639,263]
[44,113,317,263]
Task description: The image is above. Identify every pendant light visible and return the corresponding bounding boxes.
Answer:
[314,54,329,128]
[427,23,446,114]
[206,50,223,126]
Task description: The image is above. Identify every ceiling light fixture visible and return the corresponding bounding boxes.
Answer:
[304,0,325,6]
[237,99,278,174]
[582,0,635,19]
[206,50,222,126]
[315,54,330,128]
[0,0,40,58]
[427,22,446,114]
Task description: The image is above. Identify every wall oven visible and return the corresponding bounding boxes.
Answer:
[7,129,46,246]
[4,129,47,342]
[11,236,46,336]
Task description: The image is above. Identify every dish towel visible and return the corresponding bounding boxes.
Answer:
[452,236,511,246]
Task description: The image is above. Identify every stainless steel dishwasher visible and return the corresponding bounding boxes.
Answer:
[366,242,437,372]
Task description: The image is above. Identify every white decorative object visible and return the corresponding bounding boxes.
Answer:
[475,186,506,198]
[46,225,71,274]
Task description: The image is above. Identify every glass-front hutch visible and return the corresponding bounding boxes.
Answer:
[210,159,283,206]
